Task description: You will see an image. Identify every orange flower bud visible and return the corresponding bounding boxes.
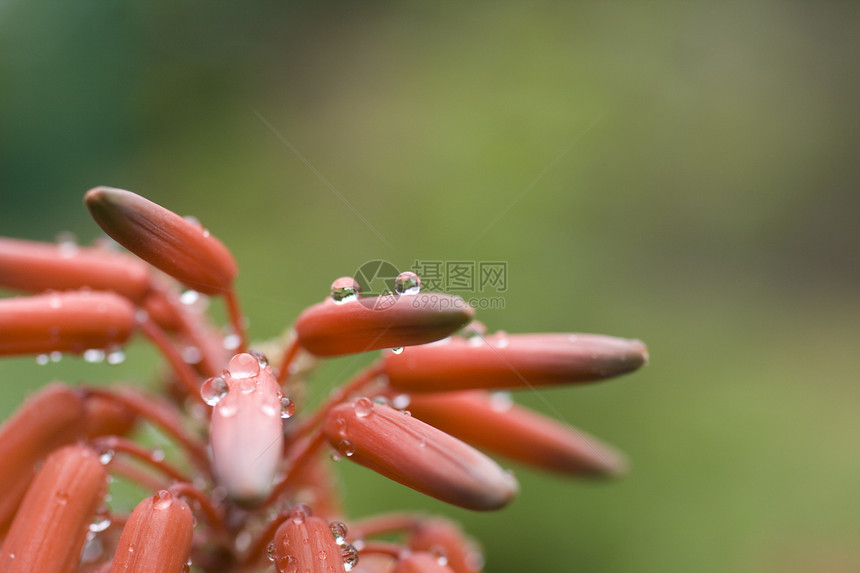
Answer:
[85,187,238,295]
[0,444,107,572]
[295,294,473,357]
[208,353,284,505]
[408,519,484,573]
[0,237,152,302]
[108,490,194,573]
[271,505,346,573]
[384,333,648,392]
[393,552,456,573]
[0,384,88,533]
[0,290,136,356]
[83,394,138,440]
[323,401,518,511]
[408,391,626,477]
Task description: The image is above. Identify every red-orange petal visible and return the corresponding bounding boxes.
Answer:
[384,333,648,392]
[108,490,194,573]
[271,505,346,573]
[407,391,627,477]
[0,237,152,302]
[0,384,88,533]
[0,444,107,573]
[323,401,517,511]
[0,290,137,356]
[85,187,238,295]
[295,294,473,357]
[408,519,484,573]
[83,394,138,440]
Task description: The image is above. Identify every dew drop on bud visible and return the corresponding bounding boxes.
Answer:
[337,440,356,457]
[394,271,421,295]
[55,231,79,258]
[279,554,298,573]
[266,543,276,562]
[279,395,295,419]
[83,349,105,363]
[201,376,229,406]
[150,448,165,462]
[89,514,111,533]
[106,348,126,365]
[391,346,404,354]
[180,290,200,305]
[222,333,241,351]
[228,353,261,379]
[392,394,411,410]
[290,504,311,523]
[250,350,269,367]
[98,450,115,465]
[330,276,361,303]
[489,391,513,412]
[329,521,348,545]
[341,543,359,571]
[354,397,374,418]
[50,350,63,362]
[153,490,173,510]
[35,354,50,366]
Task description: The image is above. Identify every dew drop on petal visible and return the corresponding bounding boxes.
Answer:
[89,515,111,533]
[150,448,165,462]
[337,440,356,457]
[49,350,63,362]
[279,554,298,573]
[222,333,241,351]
[279,395,295,419]
[55,491,69,505]
[354,397,374,418]
[330,450,342,462]
[98,450,115,465]
[228,353,261,379]
[489,391,513,412]
[153,490,173,510]
[182,346,202,365]
[392,394,411,410]
[106,348,126,365]
[35,354,50,366]
[180,290,200,305]
[319,549,327,560]
[290,504,311,523]
[83,349,105,363]
[391,346,404,354]
[341,543,359,571]
[330,276,361,304]
[394,271,421,295]
[373,396,391,408]
[201,376,229,406]
[329,521,348,545]
[250,350,269,367]
[266,543,276,562]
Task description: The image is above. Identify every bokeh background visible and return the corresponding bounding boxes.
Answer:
[2,1,859,571]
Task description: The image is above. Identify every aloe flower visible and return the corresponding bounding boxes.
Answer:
[0,187,648,571]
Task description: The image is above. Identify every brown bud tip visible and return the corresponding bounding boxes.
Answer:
[0,384,87,532]
[109,491,194,573]
[272,505,347,573]
[295,294,474,357]
[324,401,518,511]
[85,187,238,295]
[384,333,648,392]
[0,444,107,572]
[408,391,627,478]
[0,237,152,302]
[0,290,136,356]
[393,552,456,573]
[408,519,485,573]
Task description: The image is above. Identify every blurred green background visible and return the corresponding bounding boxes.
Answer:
[2,1,859,571]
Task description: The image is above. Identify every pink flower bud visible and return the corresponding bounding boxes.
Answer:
[323,401,518,511]
[208,353,284,505]
[408,391,627,477]
[0,444,107,572]
[295,294,473,357]
[271,505,346,573]
[0,290,136,356]
[384,333,648,392]
[109,490,194,573]
[85,187,238,295]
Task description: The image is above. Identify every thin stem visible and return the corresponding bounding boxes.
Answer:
[265,427,327,506]
[169,482,228,535]
[223,289,247,352]
[239,509,291,569]
[276,335,301,385]
[139,317,203,402]
[92,436,192,484]
[108,458,170,492]
[359,542,403,559]
[349,513,421,540]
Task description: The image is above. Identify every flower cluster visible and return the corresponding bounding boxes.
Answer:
[0,188,648,572]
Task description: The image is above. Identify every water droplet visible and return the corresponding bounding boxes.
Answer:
[153,490,173,510]
[373,396,391,408]
[55,232,78,258]
[48,294,62,309]
[391,346,404,354]
[330,277,361,303]
[81,535,103,563]
[89,515,111,533]
[290,504,311,523]
[182,346,202,364]
[50,350,63,363]
[337,440,356,457]
[180,290,200,305]
[150,449,165,462]
[106,348,126,365]
[98,450,115,465]
[329,521,348,545]
[228,353,261,379]
[83,349,105,363]
[250,350,269,367]
[354,397,374,418]
[55,491,69,505]
[319,549,327,560]
[200,376,229,406]
[330,450,342,462]
[266,543,276,562]
[217,401,238,417]
[279,554,298,573]
[234,530,252,552]
[279,395,295,419]
[35,354,49,366]
[429,545,448,566]
[341,543,359,571]
[463,320,488,338]
[394,271,421,295]
[222,333,241,351]
[392,394,411,410]
[489,391,513,412]
[334,417,347,437]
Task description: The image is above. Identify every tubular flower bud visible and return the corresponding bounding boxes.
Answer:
[0,384,87,532]
[0,237,152,302]
[384,332,648,392]
[0,444,108,573]
[0,290,136,356]
[83,393,138,440]
[392,552,456,573]
[408,519,484,573]
[323,401,518,511]
[109,490,194,573]
[295,294,474,357]
[271,505,347,573]
[85,187,238,295]
[408,391,627,477]
[208,353,284,505]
